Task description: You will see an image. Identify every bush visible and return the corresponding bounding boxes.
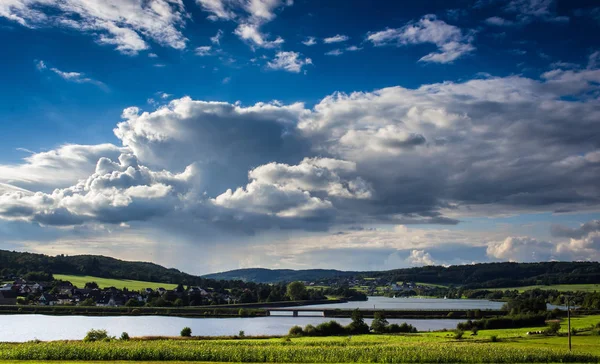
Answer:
[238,308,249,317]
[238,330,245,338]
[304,324,317,336]
[490,335,499,342]
[454,330,464,340]
[288,325,304,336]
[316,321,347,336]
[546,321,561,335]
[83,329,109,342]
[471,327,478,336]
[457,314,547,331]
[387,323,417,334]
[180,327,192,337]
[120,332,130,341]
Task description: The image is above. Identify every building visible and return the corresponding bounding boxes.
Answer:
[39,293,58,306]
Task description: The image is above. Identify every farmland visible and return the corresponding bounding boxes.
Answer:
[53,275,178,291]
[0,315,598,363]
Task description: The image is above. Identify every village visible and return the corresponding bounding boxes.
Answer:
[0,274,441,308]
[0,278,229,307]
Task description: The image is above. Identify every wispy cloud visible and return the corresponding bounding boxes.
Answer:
[323,34,349,43]
[367,14,475,63]
[302,36,317,46]
[325,49,343,56]
[36,60,107,90]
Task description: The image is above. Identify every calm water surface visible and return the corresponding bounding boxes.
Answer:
[0,297,560,342]
[289,296,505,310]
[0,315,464,342]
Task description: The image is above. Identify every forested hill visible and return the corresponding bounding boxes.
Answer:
[202,268,358,283]
[0,249,205,286]
[2,249,600,289]
[204,262,600,288]
[370,261,600,288]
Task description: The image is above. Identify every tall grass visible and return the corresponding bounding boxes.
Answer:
[0,339,596,363]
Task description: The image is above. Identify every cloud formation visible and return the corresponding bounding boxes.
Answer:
[267,51,312,72]
[323,34,349,43]
[196,0,292,49]
[367,15,475,63]
[36,60,107,89]
[0,0,189,54]
[1,67,600,267]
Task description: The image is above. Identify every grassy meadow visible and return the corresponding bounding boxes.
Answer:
[53,275,178,291]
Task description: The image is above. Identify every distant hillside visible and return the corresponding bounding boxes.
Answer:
[0,249,203,286]
[202,268,358,283]
[3,249,600,289]
[203,262,600,288]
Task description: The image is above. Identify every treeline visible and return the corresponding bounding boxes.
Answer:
[369,262,600,288]
[461,288,600,310]
[289,311,416,337]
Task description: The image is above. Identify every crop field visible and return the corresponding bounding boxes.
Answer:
[1,335,599,363]
[53,275,178,291]
[489,284,600,292]
[0,315,598,363]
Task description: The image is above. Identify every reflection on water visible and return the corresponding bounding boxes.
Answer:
[287,296,505,310]
[1,314,463,342]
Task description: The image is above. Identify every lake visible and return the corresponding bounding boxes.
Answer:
[288,296,506,310]
[0,314,465,342]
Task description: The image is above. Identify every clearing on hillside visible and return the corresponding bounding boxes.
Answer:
[53,274,178,291]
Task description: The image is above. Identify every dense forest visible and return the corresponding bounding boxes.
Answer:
[371,262,600,288]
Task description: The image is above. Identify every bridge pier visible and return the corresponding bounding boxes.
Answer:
[293,310,298,317]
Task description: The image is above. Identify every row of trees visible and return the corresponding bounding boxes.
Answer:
[288,310,416,337]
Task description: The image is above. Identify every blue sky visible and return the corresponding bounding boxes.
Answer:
[0,0,599,274]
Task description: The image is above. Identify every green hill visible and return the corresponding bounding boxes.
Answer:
[0,249,203,286]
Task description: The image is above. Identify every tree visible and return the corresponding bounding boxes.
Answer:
[181,327,192,337]
[85,282,99,289]
[83,329,109,342]
[370,312,388,333]
[80,298,96,306]
[125,298,141,307]
[347,309,370,334]
[286,281,307,301]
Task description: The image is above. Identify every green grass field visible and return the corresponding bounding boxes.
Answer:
[489,284,600,293]
[53,274,178,291]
